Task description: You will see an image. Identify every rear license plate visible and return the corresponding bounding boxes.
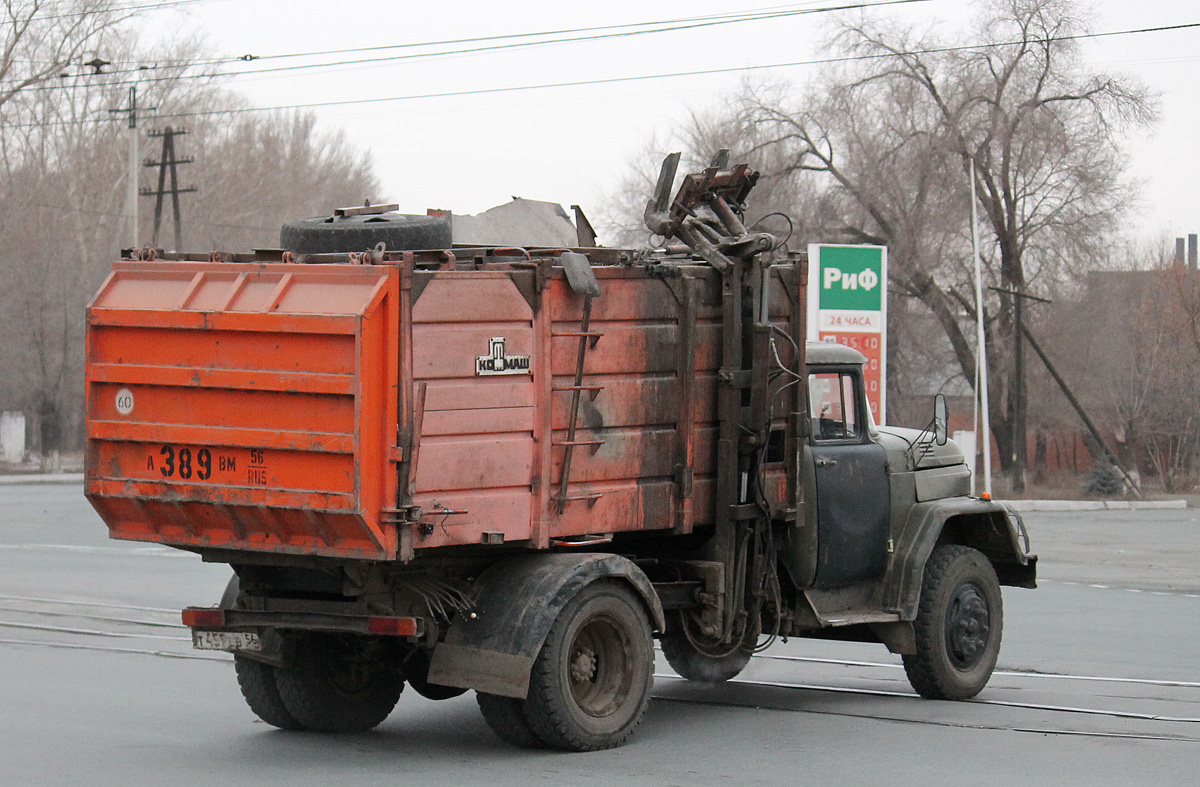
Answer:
[192,630,261,652]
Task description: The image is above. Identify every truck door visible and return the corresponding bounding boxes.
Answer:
[808,369,890,587]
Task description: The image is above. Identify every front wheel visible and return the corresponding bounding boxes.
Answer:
[274,634,405,732]
[903,545,1003,700]
[523,581,654,751]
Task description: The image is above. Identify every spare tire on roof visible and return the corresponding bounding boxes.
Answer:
[280,212,452,254]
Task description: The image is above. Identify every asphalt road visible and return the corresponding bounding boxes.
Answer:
[1,484,1198,786]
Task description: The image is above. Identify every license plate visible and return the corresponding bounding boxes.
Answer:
[192,630,261,652]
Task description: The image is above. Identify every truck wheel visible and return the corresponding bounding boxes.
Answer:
[660,626,751,683]
[274,634,404,732]
[234,656,306,730]
[476,693,545,748]
[403,649,468,701]
[903,545,1003,700]
[524,581,654,751]
[222,573,305,730]
[280,213,451,254]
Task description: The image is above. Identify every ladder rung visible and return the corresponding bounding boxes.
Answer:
[552,331,603,338]
[560,493,603,503]
[553,385,604,392]
[554,439,604,447]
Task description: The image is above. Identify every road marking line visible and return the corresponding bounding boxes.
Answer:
[0,543,190,558]
[656,674,1200,724]
[653,691,1200,743]
[0,637,227,662]
[0,594,176,614]
[750,653,1200,688]
[0,620,189,641]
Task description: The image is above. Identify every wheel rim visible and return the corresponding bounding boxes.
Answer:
[323,639,379,698]
[567,614,634,718]
[944,581,990,671]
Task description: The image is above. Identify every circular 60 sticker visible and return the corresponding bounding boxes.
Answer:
[115,388,135,415]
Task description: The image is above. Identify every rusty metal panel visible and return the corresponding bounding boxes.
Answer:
[409,273,537,548]
[542,270,725,539]
[85,255,796,558]
[85,262,399,561]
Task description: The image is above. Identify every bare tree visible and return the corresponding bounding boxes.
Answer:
[599,89,830,250]
[741,0,1156,489]
[0,23,381,458]
[183,108,379,251]
[0,1,128,110]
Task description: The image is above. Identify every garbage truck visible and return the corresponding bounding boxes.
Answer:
[84,152,1035,750]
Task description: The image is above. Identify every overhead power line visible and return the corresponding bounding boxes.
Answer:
[152,0,933,68]
[1,18,1197,130]
[2,0,926,72]
[4,0,931,81]
[139,20,1200,118]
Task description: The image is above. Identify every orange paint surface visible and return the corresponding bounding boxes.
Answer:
[85,262,399,560]
[86,259,799,560]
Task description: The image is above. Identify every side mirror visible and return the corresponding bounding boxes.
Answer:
[933,394,948,446]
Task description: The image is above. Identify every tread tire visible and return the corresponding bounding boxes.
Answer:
[280,213,451,254]
[275,634,404,733]
[221,574,305,730]
[234,656,306,730]
[403,649,468,701]
[660,625,751,683]
[903,544,1003,700]
[476,693,546,749]
[523,581,654,752]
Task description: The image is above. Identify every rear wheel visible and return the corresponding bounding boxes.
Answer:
[403,649,468,701]
[523,581,654,751]
[476,693,545,749]
[903,545,1003,700]
[221,574,304,730]
[275,634,404,732]
[660,615,751,683]
[234,656,305,730]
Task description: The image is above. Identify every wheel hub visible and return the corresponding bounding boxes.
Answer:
[945,582,990,670]
[570,646,598,684]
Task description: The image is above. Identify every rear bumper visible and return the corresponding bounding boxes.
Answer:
[182,607,425,643]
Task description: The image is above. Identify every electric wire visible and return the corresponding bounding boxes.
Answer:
[3,1,932,81]
[2,16,1197,131]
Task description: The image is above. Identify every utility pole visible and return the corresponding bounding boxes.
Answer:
[141,127,197,250]
[969,160,992,499]
[108,86,155,248]
[1013,287,1025,492]
[990,286,1052,493]
[1022,323,1142,499]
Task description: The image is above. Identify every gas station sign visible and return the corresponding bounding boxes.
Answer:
[807,244,888,424]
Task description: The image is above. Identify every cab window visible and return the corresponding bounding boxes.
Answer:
[809,372,860,441]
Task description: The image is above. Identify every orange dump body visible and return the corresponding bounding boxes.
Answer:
[86,255,796,562]
[86,261,400,560]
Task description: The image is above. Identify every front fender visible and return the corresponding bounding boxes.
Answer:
[884,498,1037,620]
[427,553,664,698]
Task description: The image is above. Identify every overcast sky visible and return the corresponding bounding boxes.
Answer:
[150,0,1199,245]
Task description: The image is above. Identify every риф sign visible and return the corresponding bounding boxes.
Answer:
[807,244,888,424]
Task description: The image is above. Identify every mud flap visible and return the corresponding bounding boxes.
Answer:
[427,553,665,698]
